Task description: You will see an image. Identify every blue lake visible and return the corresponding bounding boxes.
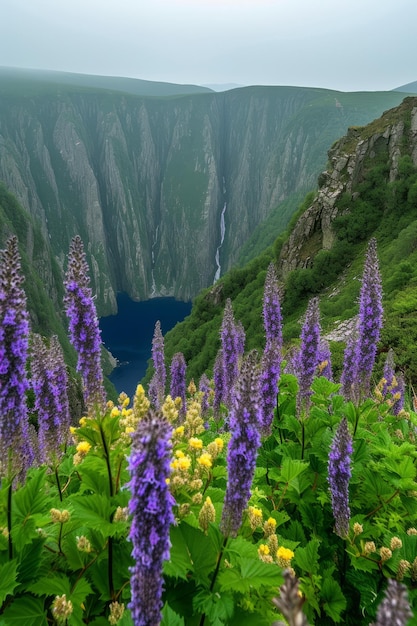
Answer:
[99,293,192,399]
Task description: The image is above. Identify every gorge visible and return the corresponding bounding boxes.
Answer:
[0,68,411,321]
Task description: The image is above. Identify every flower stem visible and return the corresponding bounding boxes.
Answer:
[199,536,228,626]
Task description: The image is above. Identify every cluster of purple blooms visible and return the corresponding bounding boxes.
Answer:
[64,235,106,414]
[127,410,175,626]
[1,228,409,622]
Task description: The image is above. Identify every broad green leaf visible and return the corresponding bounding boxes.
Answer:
[0,560,19,605]
[176,523,219,587]
[193,588,234,625]
[0,595,48,625]
[16,538,44,585]
[293,539,320,575]
[321,577,347,622]
[280,458,309,484]
[218,557,283,593]
[13,469,49,521]
[161,603,185,626]
[164,525,194,580]
[69,494,115,537]
[28,574,70,597]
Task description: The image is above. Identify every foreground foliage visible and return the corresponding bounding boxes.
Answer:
[1,235,417,625]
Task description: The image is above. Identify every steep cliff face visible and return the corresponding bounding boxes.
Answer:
[278,97,417,277]
[0,81,410,314]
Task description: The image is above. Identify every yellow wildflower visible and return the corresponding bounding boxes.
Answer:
[108,601,125,625]
[247,506,263,530]
[197,453,212,468]
[188,437,203,450]
[51,595,73,622]
[76,441,91,454]
[174,425,185,437]
[276,546,295,567]
[198,496,216,533]
[110,407,120,418]
[379,547,392,562]
[79,417,88,427]
[263,517,277,537]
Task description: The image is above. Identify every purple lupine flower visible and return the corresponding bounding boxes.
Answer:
[199,373,211,416]
[31,334,71,464]
[297,297,321,415]
[263,262,283,349]
[220,350,262,537]
[328,417,352,538]
[317,339,333,380]
[382,349,396,395]
[128,410,175,626]
[235,320,246,359]
[0,236,33,480]
[260,338,280,435]
[356,238,383,398]
[392,373,405,416]
[371,579,413,626]
[220,299,241,406]
[213,348,225,420]
[64,236,106,415]
[340,326,359,403]
[150,321,166,409]
[170,352,186,418]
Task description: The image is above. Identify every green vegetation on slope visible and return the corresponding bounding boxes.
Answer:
[162,109,417,388]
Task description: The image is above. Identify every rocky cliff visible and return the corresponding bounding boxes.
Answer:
[0,77,410,314]
[278,97,417,277]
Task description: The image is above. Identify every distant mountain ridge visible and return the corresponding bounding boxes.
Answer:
[0,66,213,97]
[0,68,413,320]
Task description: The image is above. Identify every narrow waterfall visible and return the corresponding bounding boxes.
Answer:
[150,224,159,297]
[213,202,227,283]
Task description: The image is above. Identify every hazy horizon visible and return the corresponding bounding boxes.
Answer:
[2,0,417,93]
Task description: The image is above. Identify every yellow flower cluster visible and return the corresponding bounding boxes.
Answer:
[50,509,71,524]
[198,496,216,533]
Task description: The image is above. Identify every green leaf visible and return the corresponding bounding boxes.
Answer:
[293,539,320,575]
[193,589,234,625]
[321,577,347,622]
[218,557,283,594]
[0,595,48,625]
[161,603,185,626]
[16,538,44,585]
[13,469,49,522]
[0,560,19,605]
[280,458,309,484]
[164,525,194,580]
[28,574,70,597]
[175,523,219,588]
[69,494,115,537]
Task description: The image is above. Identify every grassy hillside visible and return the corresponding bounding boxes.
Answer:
[0,66,212,97]
[161,114,417,389]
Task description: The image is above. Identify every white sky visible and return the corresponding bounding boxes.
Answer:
[2,0,416,91]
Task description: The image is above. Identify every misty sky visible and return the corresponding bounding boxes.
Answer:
[2,0,416,91]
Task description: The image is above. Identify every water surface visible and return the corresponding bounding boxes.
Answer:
[100,293,191,398]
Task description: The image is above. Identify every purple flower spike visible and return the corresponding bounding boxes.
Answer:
[220,299,241,406]
[328,417,352,538]
[150,321,166,409]
[371,579,413,626]
[297,297,321,415]
[0,236,33,480]
[213,348,225,419]
[31,334,70,464]
[64,236,106,414]
[317,339,333,380]
[199,373,211,416]
[170,352,186,417]
[357,238,383,398]
[263,262,283,349]
[341,327,359,403]
[260,338,280,435]
[128,410,175,626]
[220,351,262,537]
